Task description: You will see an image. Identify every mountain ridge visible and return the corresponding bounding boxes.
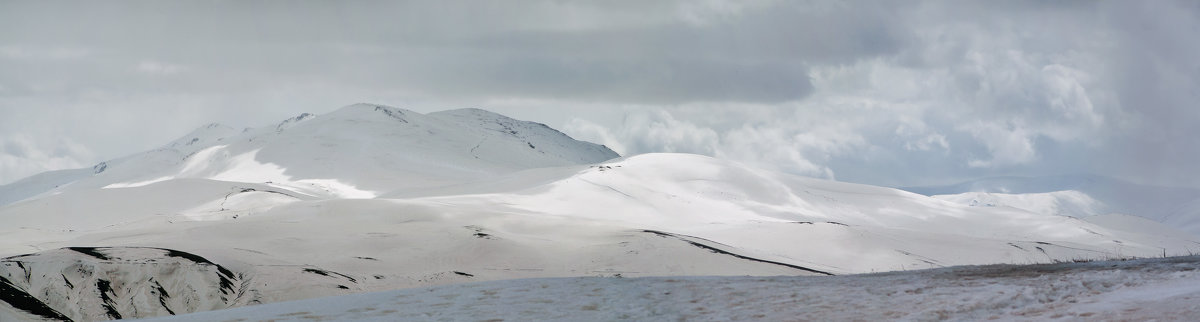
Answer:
[0,103,620,207]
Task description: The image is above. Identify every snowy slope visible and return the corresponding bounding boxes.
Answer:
[410,154,1200,273]
[907,175,1200,235]
[144,256,1200,322]
[0,104,619,207]
[932,190,1107,218]
[0,168,92,207]
[426,108,620,166]
[5,153,1199,320]
[2,105,1199,321]
[162,122,241,154]
[1,247,249,321]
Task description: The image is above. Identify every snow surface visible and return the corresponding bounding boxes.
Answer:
[0,104,619,208]
[1,247,245,320]
[144,256,1200,321]
[909,175,1200,235]
[933,190,1108,218]
[2,104,1200,321]
[0,168,91,206]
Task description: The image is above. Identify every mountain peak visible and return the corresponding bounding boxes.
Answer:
[426,108,620,163]
[432,107,508,119]
[293,103,427,128]
[275,112,315,132]
[166,122,238,150]
[58,104,615,198]
[331,103,416,121]
[429,108,558,136]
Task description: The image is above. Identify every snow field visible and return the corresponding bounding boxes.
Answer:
[145,256,1200,321]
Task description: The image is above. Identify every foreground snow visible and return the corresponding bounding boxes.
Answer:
[146,256,1200,321]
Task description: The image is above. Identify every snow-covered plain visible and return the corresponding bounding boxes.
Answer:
[2,104,1199,321]
[145,256,1200,321]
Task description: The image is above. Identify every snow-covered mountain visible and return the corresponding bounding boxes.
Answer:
[1,104,618,208]
[904,175,1200,235]
[2,104,1198,321]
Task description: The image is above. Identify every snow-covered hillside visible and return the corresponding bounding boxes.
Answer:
[0,104,619,209]
[0,168,91,207]
[2,104,1199,321]
[1,247,248,320]
[906,175,1200,235]
[932,190,1107,218]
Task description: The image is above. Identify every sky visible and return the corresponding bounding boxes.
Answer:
[1,0,1198,188]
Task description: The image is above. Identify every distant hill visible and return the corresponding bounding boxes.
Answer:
[903,175,1200,235]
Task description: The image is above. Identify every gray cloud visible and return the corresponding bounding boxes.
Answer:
[0,0,917,105]
[1,0,1197,189]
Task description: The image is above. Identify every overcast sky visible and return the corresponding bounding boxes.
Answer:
[1,0,1198,188]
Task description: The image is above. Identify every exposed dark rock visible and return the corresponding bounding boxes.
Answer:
[92,162,107,174]
[642,230,834,276]
[0,275,72,321]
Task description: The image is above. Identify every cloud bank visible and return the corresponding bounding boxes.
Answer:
[1,1,1197,188]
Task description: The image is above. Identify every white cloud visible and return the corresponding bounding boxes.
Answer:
[0,134,94,184]
[620,110,721,156]
[962,122,1037,168]
[563,104,864,180]
[896,121,949,152]
[717,122,850,179]
[563,118,628,156]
